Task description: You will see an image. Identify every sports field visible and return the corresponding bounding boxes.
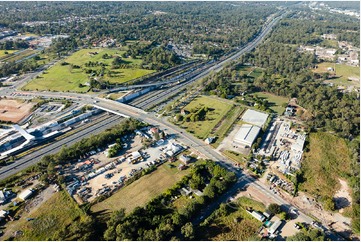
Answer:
[23,48,154,92]
[91,162,189,214]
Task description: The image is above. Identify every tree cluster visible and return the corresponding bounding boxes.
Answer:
[103,160,236,241]
[0,40,29,50]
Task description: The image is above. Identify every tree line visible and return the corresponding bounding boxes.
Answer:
[102,160,236,241]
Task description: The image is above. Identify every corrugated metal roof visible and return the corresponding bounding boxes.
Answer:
[241,109,269,127]
[234,124,261,145]
[269,219,282,234]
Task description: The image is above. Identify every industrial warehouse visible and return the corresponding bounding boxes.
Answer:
[231,109,269,150]
[241,109,269,127]
[233,124,261,148]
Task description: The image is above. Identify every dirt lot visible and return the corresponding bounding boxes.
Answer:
[334,178,352,212]
[0,99,34,123]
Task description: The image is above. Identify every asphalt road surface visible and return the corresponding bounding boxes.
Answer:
[0,114,122,179]
[93,99,344,241]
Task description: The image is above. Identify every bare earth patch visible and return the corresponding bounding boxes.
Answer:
[0,99,34,123]
[334,178,352,212]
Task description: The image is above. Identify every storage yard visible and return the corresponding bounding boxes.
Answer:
[257,118,306,174]
[63,128,188,204]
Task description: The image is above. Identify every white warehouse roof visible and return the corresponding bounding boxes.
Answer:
[291,135,306,152]
[241,109,269,127]
[234,124,261,147]
[269,219,282,234]
[18,189,33,201]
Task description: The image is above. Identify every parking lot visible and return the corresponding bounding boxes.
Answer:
[36,103,64,114]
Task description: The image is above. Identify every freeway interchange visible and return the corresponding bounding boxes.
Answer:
[0,9,343,240]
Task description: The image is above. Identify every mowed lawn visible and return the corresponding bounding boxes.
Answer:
[313,62,360,87]
[235,65,263,79]
[23,48,154,92]
[24,64,90,92]
[91,162,190,214]
[180,96,233,139]
[300,132,351,200]
[248,68,263,79]
[0,49,18,59]
[253,92,289,114]
[13,191,88,241]
[0,49,37,62]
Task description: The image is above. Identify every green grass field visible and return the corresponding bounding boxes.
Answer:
[0,49,18,59]
[23,48,154,92]
[321,39,338,48]
[253,92,289,114]
[235,65,263,79]
[211,106,245,148]
[249,68,263,79]
[197,197,265,240]
[34,53,54,66]
[223,150,247,165]
[179,96,233,139]
[236,65,253,76]
[91,162,190,214]
[300,132,351,200]
[313,62,360,87]
[13,191,88,241]
[0,49,37,62]
[107,92,127,100]
[173,195,193,210]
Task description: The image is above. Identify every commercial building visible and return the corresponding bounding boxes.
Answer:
[241,109,269,127]
[250,210,266,222]
[179,154,191,165]
[268,219,282,234]
[127,151,143,164]
[233,124,261,148]
[0,210,9,221]
[165,143,183,157]
[291,134,306,153]
[18,189,34,201]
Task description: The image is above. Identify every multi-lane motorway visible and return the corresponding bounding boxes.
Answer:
[0,114,123,179]
[0,9,343,240]
[127,11,288,110]
[92,99,343,241]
